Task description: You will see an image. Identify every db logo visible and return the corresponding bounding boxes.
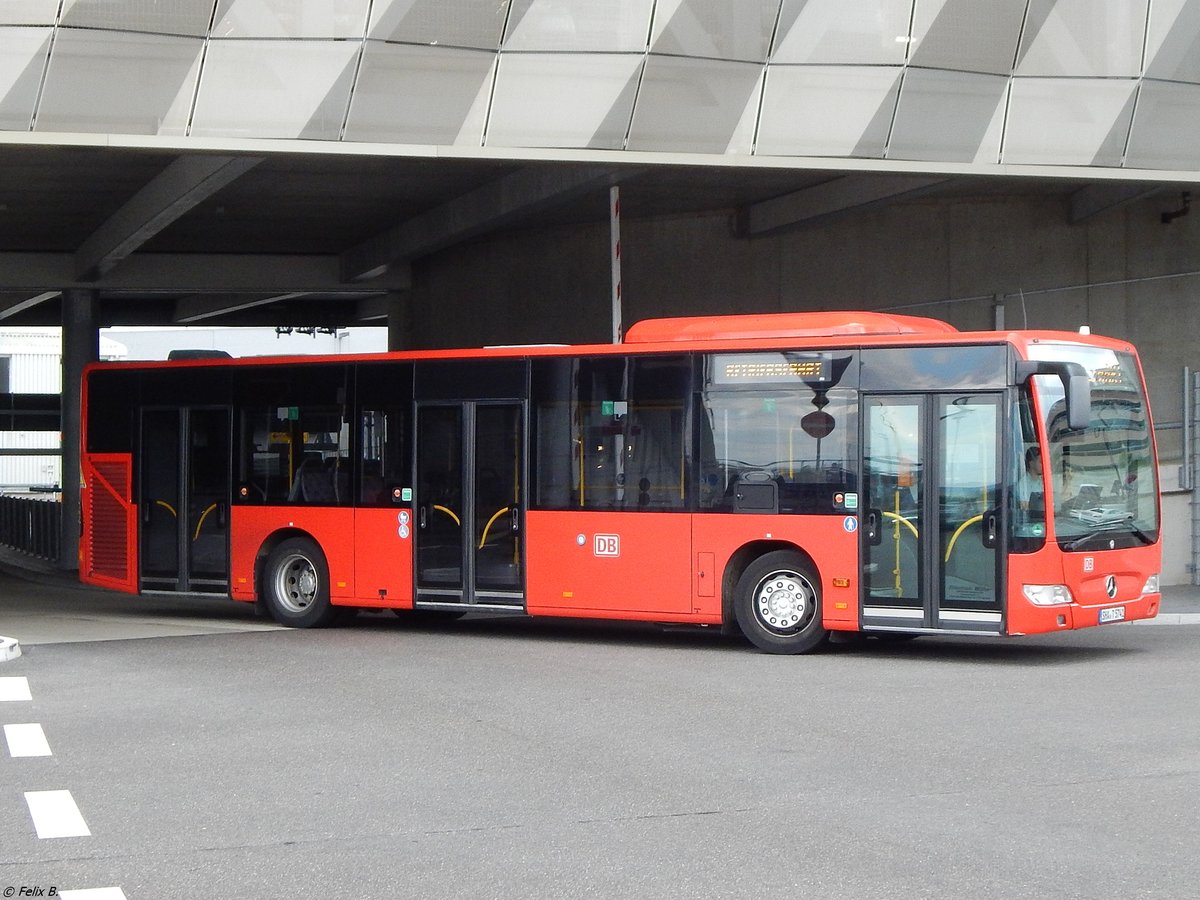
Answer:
[594,534,620,557]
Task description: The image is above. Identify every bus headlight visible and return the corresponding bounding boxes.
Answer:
[1142,574,1160,595]
[1023,584,1074,606]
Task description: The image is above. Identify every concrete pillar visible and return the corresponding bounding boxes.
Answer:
[386,292,412,351]
[60,289,98,572]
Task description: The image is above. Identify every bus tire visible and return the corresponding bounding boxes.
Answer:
[262,537,339,628]
[734,550,827,654]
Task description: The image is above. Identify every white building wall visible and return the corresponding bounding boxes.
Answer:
[10,353,61,393]
[0,332,60,489]
[0,327,381,490]
[0,432,59,489]
[0,328,125,490]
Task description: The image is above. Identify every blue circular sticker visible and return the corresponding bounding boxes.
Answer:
[843,516,858,533]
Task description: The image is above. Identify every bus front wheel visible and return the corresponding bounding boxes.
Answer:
[734,551,827,654]
[263,537,339,628]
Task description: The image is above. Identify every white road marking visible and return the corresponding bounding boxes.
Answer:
[59,890,127,900]
[5,722,51,757]
[24,789,91,838]
[0,675,32,700]
[0,634,19,661]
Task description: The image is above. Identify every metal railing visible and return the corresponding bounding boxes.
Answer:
[0,494,61,563]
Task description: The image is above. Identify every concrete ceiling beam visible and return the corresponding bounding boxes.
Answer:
[0,253,412,293]
[353,294,401,322]
[737,174,950,237]
[75,154,263,281]
[1069,183,1165,224]
[0,291,60,320]
[174,292,311,324]
[341,164,634,281]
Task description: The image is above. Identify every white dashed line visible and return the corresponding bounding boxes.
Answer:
[3,678,122,895]
[24,789,91,838]
[0,675,32,701]
[5,722,52,757]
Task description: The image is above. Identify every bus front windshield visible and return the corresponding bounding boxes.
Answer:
[1029,344,1159,551]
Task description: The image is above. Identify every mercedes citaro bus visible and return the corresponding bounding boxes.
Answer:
[80,311,1160,653]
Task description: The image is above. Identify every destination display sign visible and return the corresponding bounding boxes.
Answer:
[711,352,832,385]
[1090,365,1129,386]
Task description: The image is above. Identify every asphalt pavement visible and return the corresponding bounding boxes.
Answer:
[0,552,280,654]
[1,594,1199,899]
[2,550,1199,898]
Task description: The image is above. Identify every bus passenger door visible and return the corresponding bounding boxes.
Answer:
[139,406,230,594]
[861,393,1001,632]
[414,401,524,608]
[472,404,523,601]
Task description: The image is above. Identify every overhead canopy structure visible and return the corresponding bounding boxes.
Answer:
[1,1,1199,578]
[0,0,1196,330]
[0,142,1192,329]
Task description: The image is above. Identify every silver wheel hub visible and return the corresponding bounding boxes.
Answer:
[754,571,812,634]
[277,554,318,613]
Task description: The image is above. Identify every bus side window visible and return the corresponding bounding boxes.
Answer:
[696,386,854,514]
[355,364,413,507]
[530,356,689,512]
[1009,387,1046,551]
[359,409,389,504]
[289,453,336,502]
[233,365,353,506]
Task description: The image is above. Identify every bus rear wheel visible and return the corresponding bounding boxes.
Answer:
[263,537,339,628]
[734,550,827,654]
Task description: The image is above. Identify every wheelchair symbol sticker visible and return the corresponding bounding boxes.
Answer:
[843,516,857,533]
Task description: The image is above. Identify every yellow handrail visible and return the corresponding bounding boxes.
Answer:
[193,503,218,541]
[478,506,511,549]
[154,499,177,517]
[433,504,460,526]
[578,438,585,507]
[880,510,918,539]
[944,514,984,563]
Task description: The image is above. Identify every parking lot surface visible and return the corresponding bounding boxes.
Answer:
[1,567,1199,898]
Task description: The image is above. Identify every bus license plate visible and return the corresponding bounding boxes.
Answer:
[1099,606,1126,624]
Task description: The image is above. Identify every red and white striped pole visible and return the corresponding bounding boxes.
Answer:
[610,185,622,344]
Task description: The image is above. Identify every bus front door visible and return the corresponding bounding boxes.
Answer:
[415,402,524,608]
[861,393,1003,633]
[139,406,230,594]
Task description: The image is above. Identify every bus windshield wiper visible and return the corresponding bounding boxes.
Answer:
[1063,523,1153,551]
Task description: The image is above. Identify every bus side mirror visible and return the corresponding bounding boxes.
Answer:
[1064,369,1091,430]
[1016,360,1090,431]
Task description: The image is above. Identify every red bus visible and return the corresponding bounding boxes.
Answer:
[79,311,1161,653]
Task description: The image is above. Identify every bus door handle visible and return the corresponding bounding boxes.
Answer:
[510,505,520,534]
[217,502,227,528]
[419,505,427,530]
[982,510,999,549]
[865,509,882,546]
